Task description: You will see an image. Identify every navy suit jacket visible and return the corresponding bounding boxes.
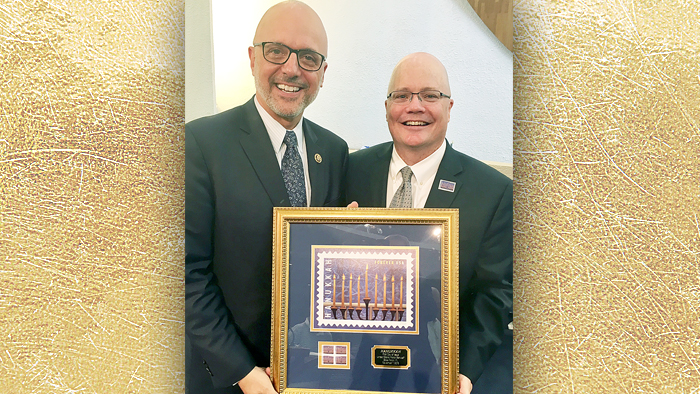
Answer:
[185,97,348,393]
[346,141,512,382]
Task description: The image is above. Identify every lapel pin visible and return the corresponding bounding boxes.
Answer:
[438,179,456,192]
[314,153,322,163]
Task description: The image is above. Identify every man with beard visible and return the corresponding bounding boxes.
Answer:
[346,53,513,394]
[185,2,348,393]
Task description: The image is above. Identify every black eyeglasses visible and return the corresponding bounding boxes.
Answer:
[253,42,326,72]
[387,90,451,104]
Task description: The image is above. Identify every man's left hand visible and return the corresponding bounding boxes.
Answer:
[458,374,472,394]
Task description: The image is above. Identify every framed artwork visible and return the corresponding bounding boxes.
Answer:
[271,207,459,394]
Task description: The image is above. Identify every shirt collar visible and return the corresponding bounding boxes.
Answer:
[389,140,447,184]
[254,95,304,153]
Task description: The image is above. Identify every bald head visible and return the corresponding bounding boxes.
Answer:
[387,52,451,95]
[248,1,329,129]
[253,1,328,57]
[384,52,454,165]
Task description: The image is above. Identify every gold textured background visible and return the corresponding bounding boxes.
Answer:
[513,0,700,392]
[2,0,699,393]
[0,0,184,392]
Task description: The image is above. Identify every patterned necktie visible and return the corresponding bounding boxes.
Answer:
[389,166,413,208]
[282,130,307,207]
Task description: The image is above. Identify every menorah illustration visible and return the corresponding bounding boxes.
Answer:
[326,264,405,321]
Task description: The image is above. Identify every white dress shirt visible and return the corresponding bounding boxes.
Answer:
[254,95,311,206]
[386,140,447,208]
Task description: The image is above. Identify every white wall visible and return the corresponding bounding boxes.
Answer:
[185,0,217,121]
[188,0,512,164]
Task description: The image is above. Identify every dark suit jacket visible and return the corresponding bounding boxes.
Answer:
[186,97,348,393]
[346,141,512,382]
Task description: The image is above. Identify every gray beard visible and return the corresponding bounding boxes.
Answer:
[255,79,318,120]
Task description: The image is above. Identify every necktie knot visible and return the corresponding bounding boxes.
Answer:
[400,166,413,183]
[284,130,298,149]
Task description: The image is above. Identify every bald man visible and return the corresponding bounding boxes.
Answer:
[346,53,513,393]
[185,2,348,393]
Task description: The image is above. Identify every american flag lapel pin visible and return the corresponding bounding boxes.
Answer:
[438,179,456,192]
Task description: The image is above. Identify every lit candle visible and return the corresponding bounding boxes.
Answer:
[332,274,336,307]
[341,274,345,307]
[391,275,395,308]
[399,276,403,309]
[382,273,387,308]
[349,274,353,308]
[356,273,360,306]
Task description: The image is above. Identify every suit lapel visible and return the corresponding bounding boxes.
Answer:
[368,143,393,207]
[425,143,463,208]
[238,99,290,206]
[304,120,327,206]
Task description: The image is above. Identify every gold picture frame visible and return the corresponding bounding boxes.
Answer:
[271,207,459,394]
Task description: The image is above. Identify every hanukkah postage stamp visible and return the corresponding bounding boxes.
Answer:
[310,246,418,334]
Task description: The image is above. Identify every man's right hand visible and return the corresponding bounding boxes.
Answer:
[238,366,276,394]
